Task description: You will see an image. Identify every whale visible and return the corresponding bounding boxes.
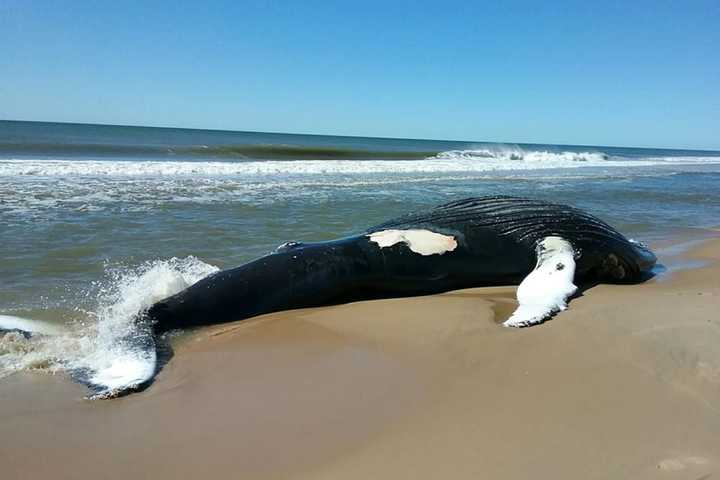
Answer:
[147,196,656,332]
[2,196,657,398]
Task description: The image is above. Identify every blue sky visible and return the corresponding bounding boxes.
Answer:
[1,1,718,149]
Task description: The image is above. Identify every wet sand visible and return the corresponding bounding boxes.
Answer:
[2,237,720,479]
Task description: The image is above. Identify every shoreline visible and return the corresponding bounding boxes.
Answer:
[2,234,720,479]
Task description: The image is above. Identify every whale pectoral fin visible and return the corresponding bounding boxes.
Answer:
[503,236,578,328]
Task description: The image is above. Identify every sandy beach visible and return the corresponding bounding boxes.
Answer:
[4,3,719,477]
[2,236,719,479]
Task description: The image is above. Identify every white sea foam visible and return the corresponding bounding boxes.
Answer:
[432,147,610,164]
[1,150,719,177]
[1,150,718,222]
[0,257,219,395]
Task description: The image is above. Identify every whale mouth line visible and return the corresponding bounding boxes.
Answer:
[367,229,458,256]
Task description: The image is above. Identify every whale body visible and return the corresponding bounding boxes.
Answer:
[148,195,656,335]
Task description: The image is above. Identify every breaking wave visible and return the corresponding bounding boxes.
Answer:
[2,148,719,177]
[431,148,610,163]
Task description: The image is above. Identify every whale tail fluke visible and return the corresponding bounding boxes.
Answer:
[73,320,160,400]
[0,313,161,400]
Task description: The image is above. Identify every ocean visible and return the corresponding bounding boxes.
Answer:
[1,119,720,382]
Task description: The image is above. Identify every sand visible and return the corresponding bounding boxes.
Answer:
[2,237,720,479]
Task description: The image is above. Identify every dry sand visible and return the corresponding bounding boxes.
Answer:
[2,237,720,480]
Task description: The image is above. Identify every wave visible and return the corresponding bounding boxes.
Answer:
[431,148,610,163]
[4,139,719,164]
[185,144,436,159]
[0,141,437,160]
[2,149,720,177]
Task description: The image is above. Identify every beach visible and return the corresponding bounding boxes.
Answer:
[3,1,718,476]
[2,234,719,479]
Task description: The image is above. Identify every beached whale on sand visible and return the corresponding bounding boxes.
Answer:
[2,196,657,398]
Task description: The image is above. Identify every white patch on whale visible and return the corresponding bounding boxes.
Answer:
[504,236,578,328]
[368,229,458,256]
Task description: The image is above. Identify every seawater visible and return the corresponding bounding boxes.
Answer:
[1,120,720,379]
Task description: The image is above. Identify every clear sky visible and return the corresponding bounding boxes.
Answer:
[1,1,718,149]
